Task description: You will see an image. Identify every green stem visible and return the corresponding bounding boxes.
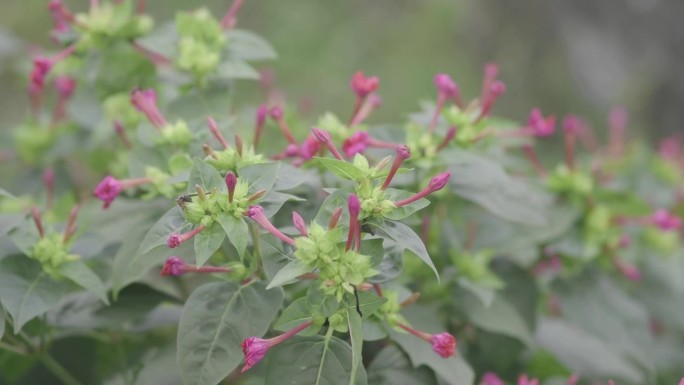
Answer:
[0,341,27,356]
[315,327,334,385]
[40,353,82,385]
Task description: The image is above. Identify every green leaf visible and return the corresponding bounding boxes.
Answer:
[376,220,438,280]
[368,239,403,284]
[266,333,367,385]
[60,261,109,305]
[361,238,385,267]
[267,259,310,289]
[306,285,340,318]
[177,282,283,385]
[226,29,277,61]
[457,278,496,308]
[274,297,313,332]
[462,294,533,346]
[367,345,437,385]
[238,162,280,193]
[136,22,178,59]
[390,305,474,385]
[194,224,226,266]
[188,158,226,194]
[315,157,365,180]
[314,187,352,227]
[216,213,248,260]
[347,291,387,318]
[347,308,364,385]
[0,255,71,333]
[535,318,644,383]
[445,149,553,225]
[137,206,187,256]
[216,59,260,80]
[383,189,430,221]
[0,306,5,340]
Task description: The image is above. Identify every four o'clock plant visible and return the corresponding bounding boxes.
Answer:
[3,1,684,385]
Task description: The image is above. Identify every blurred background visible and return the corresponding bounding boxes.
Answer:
[0,0,682,141]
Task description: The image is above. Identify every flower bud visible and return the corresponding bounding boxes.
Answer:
[225,172,237,202]
[350,71,379,98]
[348,194,361,218]
[430,332,456,358]
[434,73,458,97]
[428,172,451,192]
[292,211,308,236]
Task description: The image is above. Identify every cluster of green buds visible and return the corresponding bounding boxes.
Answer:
[74,0,153,49]
[175,8,227,86]
[450,249,504,290]
[203,118,265,172]
[28,207,80,277]
[291,194,377,300]
[546,165,594,200]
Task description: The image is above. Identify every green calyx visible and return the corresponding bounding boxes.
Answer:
[157,120,193,146]
[76,1,153,47]
[354,184,395,220]
[31,233,79,277]
[547,165,594,198]
[175,8,226,85]
[205,146,266,172]
[182,180,251,224]
[104,93,143,128]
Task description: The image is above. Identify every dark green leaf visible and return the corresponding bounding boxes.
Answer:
[377,220,438,280]
[266,334,367,385]
[216,213,248,260]
[367,345,437,385]
[238,162,280,193]
[267,259,310,289]
[194,224,226,266]
[0,255,71,333]
[188,158,226,194]
[315,157,365,180]
[274,297,312,332]
[177,282,283,385]
[226,29,277,61]
[60,261,109,305]
[462,294,533,346]
[390,305,474,385]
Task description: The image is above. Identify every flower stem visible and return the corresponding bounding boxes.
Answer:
[40,354,83,385]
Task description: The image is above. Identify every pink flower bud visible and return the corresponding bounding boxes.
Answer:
[434,73,458,97]
[659,137,681,160]
[225,172,237,202]
[562,114,581,135]
[31,207,45,238]
[161,256,186,276]
[29,56,53,96]
[299,135,321,160]
[256,104,268,126]
[207,117,230,149]
[167,225,205,248]
[437,126,457,151]
[248,205,296,245]
[430,332,456,358]
[518,375,540,385]
[652,209,682,231]
[268,106,283,120]
[54,76,76,99]
[241,337,270,373]
[566,373,579,385]
[350,71,379,98]
[428,172,451,192]
[131,88,167,129]
[292,211,308,236]
[481,373,505,385]
[312,128,344,160]
[348,194,361,218]
[93,175,123,209]
[397,145,411,160]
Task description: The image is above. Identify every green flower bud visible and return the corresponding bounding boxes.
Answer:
[328,312,348,333]
[183,201,205,224]
[159,120,193,146]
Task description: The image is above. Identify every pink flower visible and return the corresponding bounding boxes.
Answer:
[167,226,206,248]
[659,137,681,161]
[342,131,369,157]
[527,108,556,137]
[29,56,53,96]
[430,332,456,358]
[299,135,321,160]
[93,176,123,209]
[54,76,76,99]
[131,88,167,129]
[652,209,682,231]
[241,321,312,372]
[434,74,458,97]
[268,106,283,120]
[248,205,296,245]
[312,128,344,160]
[346,194,361,251]
[481,372,505,385]
[395,172,451,207]
[161,256,186,276]
[382,145,411,189]
[562,114,581,135]
[518,375,540,385]
[398,322,457,359]
[292,211,308,236]
[350,71,379,98]
[478,80,506,119]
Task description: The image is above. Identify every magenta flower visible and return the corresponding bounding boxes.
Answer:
[292,211,308,236]
[652,209,682,231]
[658,136,681,161]
[93,175,153,209]
[562,114,581,135]
[167,225,206,248]
[29,56,53,98]
[527,108,556,137]
[395,172,451,207]
[93,176,123,209]
[247,205,296,245]
[342,131,369,157]
[481,372,504,385]
[48,0,71,40]
[299,135,321,160]
[161,256,232,276]
[55,76,76,99]
[382,145,411,190]
[131,88,167,130]
[398,322,457,358]
[350,71,379,98]
[161,256,185,276]
[434,74,458,98]
[253,104,268,149]
[430,332,456,358]
[241,320,312,372]
[207,118,230,149]
[518,375,540,385]
[478,80,506,120]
